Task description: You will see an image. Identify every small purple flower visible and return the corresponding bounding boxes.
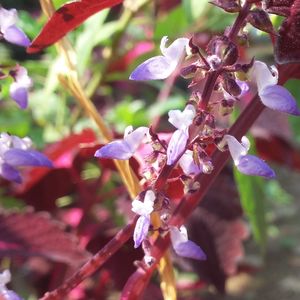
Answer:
[129,36,189,81]
[9,66,32,109]
[170,226,206,260]
[131,190,155,248]
[95,126,148,160]
[0,133,53,183]
[223,134,275,178]
[179,150,202,175]
[167,104,196,165]
[251,61,300,116]
[0,270,23,300]
[0,7,30,47]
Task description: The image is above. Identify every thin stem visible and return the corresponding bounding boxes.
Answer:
[40,218,138,300]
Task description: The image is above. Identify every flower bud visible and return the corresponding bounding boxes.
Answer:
[247,9,276,35]
[222,74,242,96]
[180,64,198,79]
[223,42,238,66]
[210,0,241,13]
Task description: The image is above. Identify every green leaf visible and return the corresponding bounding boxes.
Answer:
[182,0,209,22]
[154,6,188,39]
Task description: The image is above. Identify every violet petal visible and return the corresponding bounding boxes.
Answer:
[174,240,207,260]
[179,150,202,175]
[1,163,21,183]
[9,86,28,109]
[260,85,300,116]
[3,25,30,47]
[1,290,23,300]
[94,140,134,160]
[124,126,148,152]
[237,154,275,178]
[133,215,150,248]
[129,56,177,81]
[167,129,189,165]
[4,149,53,168]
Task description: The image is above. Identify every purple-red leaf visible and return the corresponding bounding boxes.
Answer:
[27,0,123,53]
[0,210,90,265]
[271,0,300,64]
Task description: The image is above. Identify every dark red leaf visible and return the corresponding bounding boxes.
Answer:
[27,0,123,53]
[0,210,90,265]
[273,0,300,63]
[265,0,295,16]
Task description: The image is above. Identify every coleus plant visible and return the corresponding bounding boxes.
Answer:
[1,0,300,299]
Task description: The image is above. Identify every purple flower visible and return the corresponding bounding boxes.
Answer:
[9,66,32,109]
[0,270,23,300]
[129,36,189,81]
[0,133,53,183]
[166,104,196,165]
[251,61,300,115]
[131,190,155,248]
[179,150,202,175]
[223,134,275,178]
[170,226,206,260]
[0,7,30,47]
[95,126,148,160]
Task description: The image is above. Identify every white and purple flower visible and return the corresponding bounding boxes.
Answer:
[129,36,189,81]
[95,126,149,160]
[170,225,206,260]
[131,190,156,248]
[0,133,53,183]
[0,270,23,300]
[167,104,196,165]
[251,61,300,116]
[223,134,275,178]
[0,7,30,47]
[9,66,32,109]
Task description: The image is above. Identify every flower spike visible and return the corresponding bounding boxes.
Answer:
[129,36,189,81]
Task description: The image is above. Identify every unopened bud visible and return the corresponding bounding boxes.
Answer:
[247,9,276,35]
[144,255,156,267]
[222,75,241,97]
[210,0,241,13]
[180,64,198,79]
[202,161,213,174]
[223,42,238,66]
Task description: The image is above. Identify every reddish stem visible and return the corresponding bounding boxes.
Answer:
[40,217,138,300]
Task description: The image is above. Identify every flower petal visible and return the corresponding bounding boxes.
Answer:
[9,86,28,109]
[3,25,30,47]
[1,290,23,300]
[129,55,177,80]
[260,85,300,116]
[168,104,196,130]
[124,126,148,153]
[224,135,249,164]
[173,240,207,260]
[251,61,278,92]
[167,129,189,165]
[133,215,150,248]
[237,154,275,178]
[160,36,189,61]
[179,150,202,175]
[95,140,133,160]
[0,8,17,32]
[1,163,21,183]
[4,149,53,168]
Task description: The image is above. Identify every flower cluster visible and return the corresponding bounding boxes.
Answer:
[0,133,53,183]
[94,30,300,264]
[0,7,32,109]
